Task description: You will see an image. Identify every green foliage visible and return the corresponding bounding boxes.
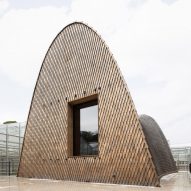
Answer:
[3,121,17,124]
[80,131,98,142]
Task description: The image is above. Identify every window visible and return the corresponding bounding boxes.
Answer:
[68,95,98,156]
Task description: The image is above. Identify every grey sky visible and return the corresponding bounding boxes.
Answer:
[0,0,190,146]
[8,0,71,9]
[161,0,179,5]
[81,106,98,133]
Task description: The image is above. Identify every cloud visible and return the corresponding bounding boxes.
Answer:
[0,6,70,87]
[8,0,71,9]
[0,0,191,144]
[0,0,9,15]
[118,0,191,145]
[161,0,179,5]
[127,0,148,8]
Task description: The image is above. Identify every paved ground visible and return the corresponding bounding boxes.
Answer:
[0,171,191,191]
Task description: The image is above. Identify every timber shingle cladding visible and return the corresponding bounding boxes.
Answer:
[139,115,177,177]
[18,22,161,186]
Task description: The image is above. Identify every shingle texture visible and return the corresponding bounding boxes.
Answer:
[139,114,177,177]
[18,22,177,186]
[18,22,161,186]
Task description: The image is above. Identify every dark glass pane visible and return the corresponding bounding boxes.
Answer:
[80,105,98,155]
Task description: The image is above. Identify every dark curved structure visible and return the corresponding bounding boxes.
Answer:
[139,114,177,177]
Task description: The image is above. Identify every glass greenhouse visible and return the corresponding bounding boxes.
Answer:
[0,122,26,175]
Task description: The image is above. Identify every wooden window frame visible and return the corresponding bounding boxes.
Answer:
[67,94,99,157]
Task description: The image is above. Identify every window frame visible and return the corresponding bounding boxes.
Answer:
[67,94,99,157]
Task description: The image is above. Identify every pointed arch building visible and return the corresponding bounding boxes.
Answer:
[18,22,176,186]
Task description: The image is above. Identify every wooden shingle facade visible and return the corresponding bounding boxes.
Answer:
[18,22,166,186]
[139,115,177,177]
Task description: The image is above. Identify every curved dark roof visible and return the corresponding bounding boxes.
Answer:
[139,114,177,177]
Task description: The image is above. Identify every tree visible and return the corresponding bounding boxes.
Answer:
[3,121,17,124]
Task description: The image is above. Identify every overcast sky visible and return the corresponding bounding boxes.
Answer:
[0,0,191,146]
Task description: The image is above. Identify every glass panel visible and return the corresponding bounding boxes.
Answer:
[80,105,98,155]
[0,122,26,175]
[7,124,19,136]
